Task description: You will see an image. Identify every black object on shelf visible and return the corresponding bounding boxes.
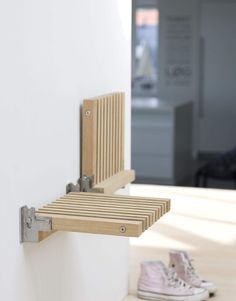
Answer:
[195,147,236,188]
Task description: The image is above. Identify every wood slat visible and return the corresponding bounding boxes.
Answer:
[51,200,158,221]
[56,197,163,220]
[60,196,164,217]
[68,192,170,213]
[82,99,97,183]
[46,203,155,224]
[112,94,116,175]
[36,192,170,238]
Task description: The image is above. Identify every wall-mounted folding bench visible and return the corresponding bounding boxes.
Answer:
[20,92,170,243]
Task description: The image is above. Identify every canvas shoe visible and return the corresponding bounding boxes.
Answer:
[169,250,217,295]
[137,261,209,301]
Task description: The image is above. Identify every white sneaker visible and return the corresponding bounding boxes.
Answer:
[138,261,209,301]
[169,250,217,296]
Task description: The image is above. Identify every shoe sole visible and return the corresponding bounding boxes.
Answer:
[207,286,217,295]
[137,290,209,301]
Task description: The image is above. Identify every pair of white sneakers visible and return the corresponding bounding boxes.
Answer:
[137,250,217,301]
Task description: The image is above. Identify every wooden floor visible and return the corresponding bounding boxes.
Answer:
[124,184,236,301]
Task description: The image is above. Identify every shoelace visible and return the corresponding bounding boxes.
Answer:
[182,257,201,282]
[167,267,191,289]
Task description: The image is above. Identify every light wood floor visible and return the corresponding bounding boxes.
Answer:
[124,184,236,301]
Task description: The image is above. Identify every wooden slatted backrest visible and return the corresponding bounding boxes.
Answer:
[81,92,125,185]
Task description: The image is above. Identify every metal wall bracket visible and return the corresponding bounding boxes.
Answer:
[79,175,93,192]
[20,206,52,243]
[66,182,81,194]
[66,175,93,193]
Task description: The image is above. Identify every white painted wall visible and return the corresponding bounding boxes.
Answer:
[199,0,236,152]
[0,1,131,301]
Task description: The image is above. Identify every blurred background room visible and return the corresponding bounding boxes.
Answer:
[127,2,236,300]
[131,0,236,189]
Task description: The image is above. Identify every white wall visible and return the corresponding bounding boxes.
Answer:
[0,1,131,301]
[199,0,236,152]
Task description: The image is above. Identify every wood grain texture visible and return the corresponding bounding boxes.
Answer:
[36,192,170,238]
[37,214,143,237]
[81,92,131,192]
[38,230,56,242]
[82,99,97,182]
[92,170,135,194]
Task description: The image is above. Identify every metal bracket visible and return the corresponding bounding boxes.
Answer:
[66,175,93,193]
[20,206,52,243]
[66,182,81,194]
[79,175,93,192]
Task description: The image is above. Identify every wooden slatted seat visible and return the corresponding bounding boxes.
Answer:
[36,192,170,237]
[20,92,171,243]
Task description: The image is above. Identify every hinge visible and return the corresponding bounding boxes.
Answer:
[79,175,93,192]
[20,206,52,243]
[66,175,93,193]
